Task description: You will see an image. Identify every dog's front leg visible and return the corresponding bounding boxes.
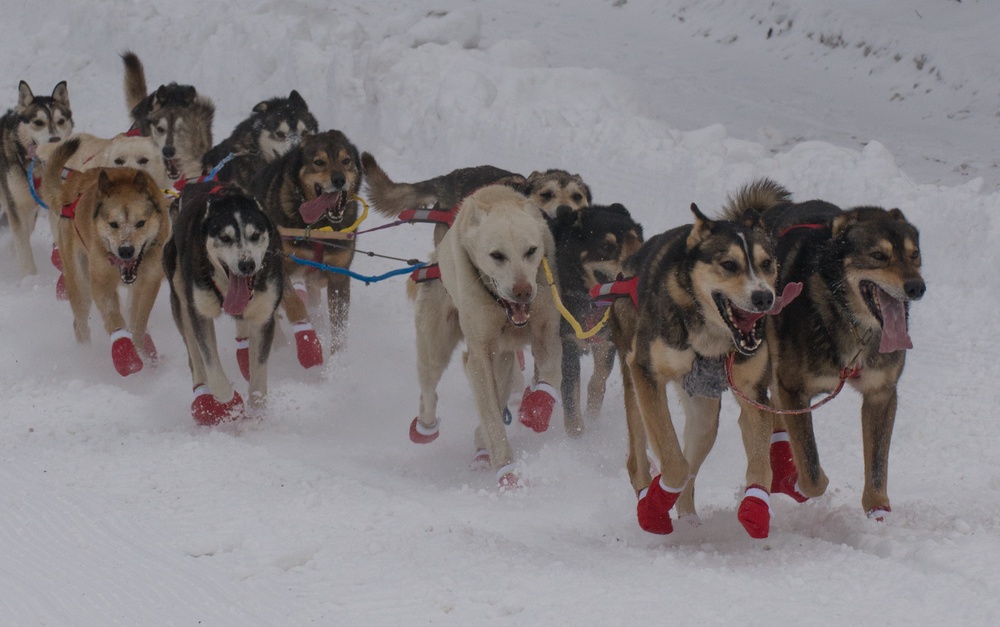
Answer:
[90,262,129,336]
[239,314,276,411]
[860,385,897,519]
[9,185,39,276]
[585,342,616,422]
[674,385,721,520]
[629,358,687,488]
[620,359,651,494]
[464,346,514,474]
[125,259,164,357]
[190,308,233,403]
[774,382,830,499]
[326,271,351,354]
[560,335,584,435]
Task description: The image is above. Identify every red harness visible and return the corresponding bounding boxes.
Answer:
[410,263,441,283]
[589,275,639,309]
[399,205,460,227]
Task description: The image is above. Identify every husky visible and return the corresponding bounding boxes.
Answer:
[202,90,319,191]
[725,178,926,521]
[608,199,804,538]
[360,152,591,246]
[40,138,169,376]
[163,182,283,425]
[0,80,73,276]
[408,185,563,489]
[121,51,214,183]
[546,203,643,435]
[251,129,362,365]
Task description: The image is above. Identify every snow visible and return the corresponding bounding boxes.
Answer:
[2,0,999,624]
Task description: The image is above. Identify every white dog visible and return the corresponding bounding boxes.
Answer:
[408,185,563,490]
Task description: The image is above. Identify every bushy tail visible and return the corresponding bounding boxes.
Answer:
[121,50,148,116]
[361,151,438,218]
[721,177,791,221]
[40,137,81,208]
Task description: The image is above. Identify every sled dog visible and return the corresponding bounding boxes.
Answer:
[163,182,283,425]
[726,178,926,521]
[41,138,168,376]
[408,185,563,489]
[0,80,73,275]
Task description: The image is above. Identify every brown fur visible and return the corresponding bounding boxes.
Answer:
[41,139,169,357]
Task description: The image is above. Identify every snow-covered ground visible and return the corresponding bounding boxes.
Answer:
[1,1,998,624]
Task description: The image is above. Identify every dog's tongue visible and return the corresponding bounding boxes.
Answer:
[877,286,912,353]
[223,274,252,316]
[299,192,342,223]
[766,282,804,315]
[507,302,530,327]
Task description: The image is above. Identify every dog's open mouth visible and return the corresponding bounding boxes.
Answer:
[107,249,145,285]
[713,293,765,356]
[164,158,181,181]
[859,280,912,353]
[298,185,348,224]
[221,265,257,317]
[500,299,531,328]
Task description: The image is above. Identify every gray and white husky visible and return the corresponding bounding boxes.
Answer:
[0,80,73,276]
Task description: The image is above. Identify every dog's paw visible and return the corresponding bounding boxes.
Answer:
[191,385,246,426]
[738,485,772,539]
[235,337,250,382]
[55,273,68,301]
[867,506,891,522]
[769,431,808,503]
[293,323,323,369]
[409,417,439,444]
[518,382,558,433]
[636,475,683,535]
[50,244,62,272]
[111,330,143,377]
[142,333,159,367]
[497,464,526,492]
[469,448,491,471]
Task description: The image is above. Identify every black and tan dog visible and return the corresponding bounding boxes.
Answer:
[546,203,643,435]
[251,130,362,364]
[122,51,214,183]
[41,138,169,377]
[164,182,283,425]
[726,178,926,521]
[608,199,802,538]
[202,90,319,192]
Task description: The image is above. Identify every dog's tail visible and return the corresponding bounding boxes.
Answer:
[121,50,148,116]
[39,137,81,209]
[361,151,438,218]
[721,177,791,221]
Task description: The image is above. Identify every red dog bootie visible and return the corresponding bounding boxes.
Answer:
[738,485,772,539]
[191,385,246,426]
[636,474,685,534]
[867,506,891,522]
[142,333,159,367]
[51,243,62,271]
[409,417,440,444]
[497,463,525,492]
[770,430,809,503]
[518,382,558,433]
[235,337,250,381]
[292,321,323,369]
[470,448,491,471]
[110,329,143,377]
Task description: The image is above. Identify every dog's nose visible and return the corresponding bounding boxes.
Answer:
[751,289,774,312]
[511,280,533,303]
[904,278,926,300]
[48,136,60,143]
[118,245,135,260]
[161,145,176,159]
[556,204,574,214]
[330,173,346,189]
[237,259,256,276]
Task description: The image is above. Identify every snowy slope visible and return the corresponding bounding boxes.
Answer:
[1,1,998,624]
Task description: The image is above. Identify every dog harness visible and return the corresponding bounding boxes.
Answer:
[409,263,441,283]
[589,275,639,309]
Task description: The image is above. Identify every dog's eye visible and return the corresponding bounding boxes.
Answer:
[490,251,507,263]
[760,258,774,272]
[32,120,45,128]
[870,251,889,262]
[571,193,583,203]
[910,250,920,262]
[341,157,353,167]
[154,125,165,134]
[313,159,326,167]
[138,157,149,166]
[720,260,739,273]
[539,191,554,201]
[248,232,261,243]
[274,131,287,140]
[109,221,120,230]
[524,246,538,259]
[135,220,146,228]
[114,158,126,165]
[219,234,233,244]
[57,119,68,126]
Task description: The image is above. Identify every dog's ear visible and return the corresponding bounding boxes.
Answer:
[97,170,113,198]
[831,211,859,238]
[571,174,593,204]
[622,228,644,258]
[741,207,761,229]
[51,81,69,107]
[288,90,307,109]
[252,99,269,114]
[687,203,712,248]
[180,86,197,106]
[17,81,34,113]
[888,207,908,222]
[524,171,542,193]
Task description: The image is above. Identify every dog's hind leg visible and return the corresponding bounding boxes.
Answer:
[773,382,829,499]
[860,385,897,519]
[621,361,651,494]
[560,336,584,436]
[585,341,616,422]
[673,385,721,520]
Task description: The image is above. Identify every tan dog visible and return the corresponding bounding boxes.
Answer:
[41,138,169,377]
[409,185,563,489]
